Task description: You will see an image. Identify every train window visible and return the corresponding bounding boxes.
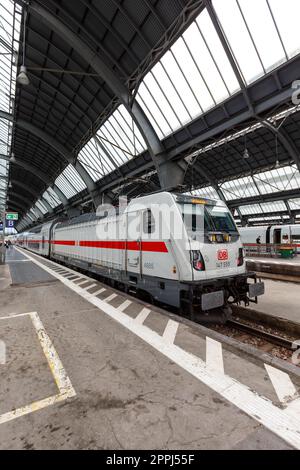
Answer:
[143,209,155,234]
[291,234,300,243]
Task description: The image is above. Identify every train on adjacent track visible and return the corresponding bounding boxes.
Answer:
[15,192,264,322]
[239,224,300,252]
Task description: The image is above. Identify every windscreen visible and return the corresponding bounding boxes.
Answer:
[204,205,237,233]
[179,203,238,239]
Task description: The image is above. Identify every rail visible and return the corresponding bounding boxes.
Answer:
[227,319,294,350]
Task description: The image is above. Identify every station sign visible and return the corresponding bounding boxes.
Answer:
[6,212,18,221]
[5,219,14,228]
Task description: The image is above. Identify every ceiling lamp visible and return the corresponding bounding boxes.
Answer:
[17,65,30,86]
[16,10,30,86]
[243,132,250,159]
[243,148,250,159]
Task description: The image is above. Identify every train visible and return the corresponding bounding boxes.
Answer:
[239,224,300,252]
[15,192,264,322]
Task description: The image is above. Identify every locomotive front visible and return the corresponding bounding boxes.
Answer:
[174,195,265,322]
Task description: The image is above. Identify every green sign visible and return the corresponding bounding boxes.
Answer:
[6,212,18,221]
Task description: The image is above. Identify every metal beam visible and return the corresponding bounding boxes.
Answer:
[0,110,12,121]
[227,188,300,208]
[28,2,185,190]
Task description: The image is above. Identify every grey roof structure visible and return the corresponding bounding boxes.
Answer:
[0,0,300,231]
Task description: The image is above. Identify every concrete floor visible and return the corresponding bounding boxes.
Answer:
[0,247,299,450]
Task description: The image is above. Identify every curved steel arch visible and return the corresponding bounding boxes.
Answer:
[1,110,98,205]
[15,119,97,196]
[10,180,53,213]
[10,156,68,206]
[28,2,185,190]
[8,191,44,218]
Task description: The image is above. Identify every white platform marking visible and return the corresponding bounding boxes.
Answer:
[118,300,132,312]
[76,279,90,286]
[265,364,297,403]
[92,287,106,296]
[0,311,75,425]
[135,308,151,324]
[163,320,179,344]
[104,293,117,303]
[206,337,224,374]
[83,283,97,291]
[15,247,300,449]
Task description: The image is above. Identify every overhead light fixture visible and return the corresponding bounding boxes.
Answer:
[8,182,12,189]
[275,159,280,169]
[243,132,250,159]
[16,10,30,86]
[17,65,30,86]
[243,148,250,159]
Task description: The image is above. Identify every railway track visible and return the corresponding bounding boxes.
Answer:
[227,318,295,350]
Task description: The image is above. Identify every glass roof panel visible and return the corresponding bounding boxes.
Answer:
[42,188,60,208]
[288,198,300,211]
[55,164,85,199]
[212,0,299,84]
[260,201,286,213]
[212,0,264,83]
[35,200,47,214]
[253,165,300,194]
[237,0,286,72]
[268,0,300,59]
[78,105,147,178]
[239,204,262,215]
[136,8,241,138]
[220,176,260,200]
[187,186,219,199]
[0,0,21,213]
[63,164,86,193]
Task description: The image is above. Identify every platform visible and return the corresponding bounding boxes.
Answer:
[250,278,300,323]
[0,247,300,450]
[246,256,300,278]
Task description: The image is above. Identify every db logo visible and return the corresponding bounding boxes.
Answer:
[217,249,228,261]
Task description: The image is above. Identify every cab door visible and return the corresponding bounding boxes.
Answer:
[125,210,141,278]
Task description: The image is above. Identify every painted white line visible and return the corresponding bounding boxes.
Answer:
[29,312,75,396]
[206,337,224,374]
[92,287,106,296]
[15,248,300,449]
[134,307,151,325]
[118,299,132,312]
[104,293,118,303]
[265,364,297,403]
[76,279,91,286]
[162,319,179,344]
[0,311,75,425]
[135,307,151,324]
[83,283,97,291]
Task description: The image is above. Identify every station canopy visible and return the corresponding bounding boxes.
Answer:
[0,0,300,231]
